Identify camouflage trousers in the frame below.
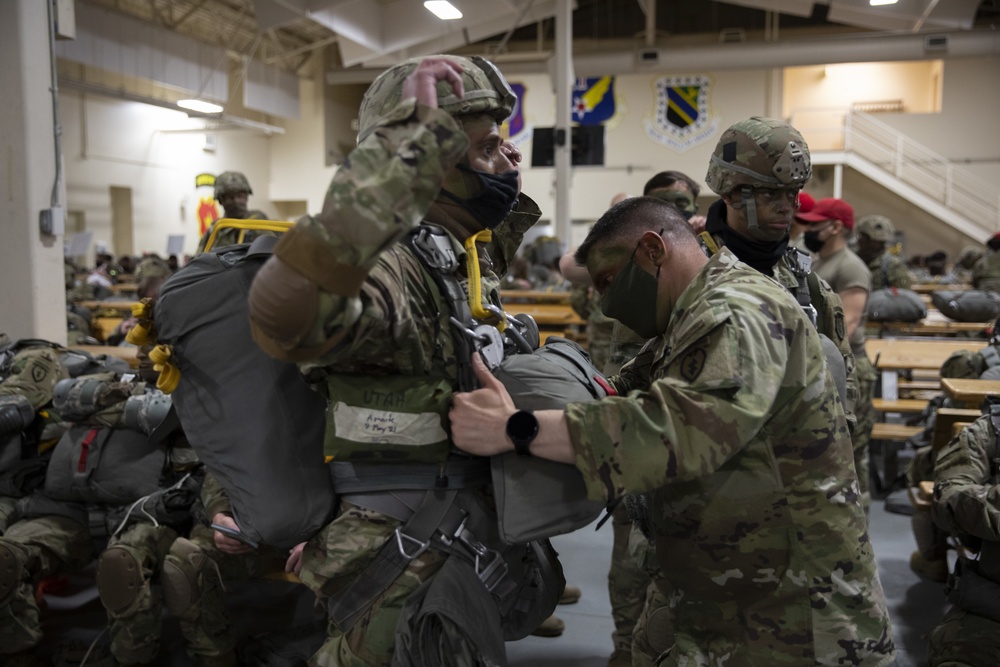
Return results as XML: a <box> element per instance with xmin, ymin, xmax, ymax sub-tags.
<box><xmin>854</xmin><ymin>353</ymin><xmax>878</xmax><ymax>511</ymax></box>
<box><xmin>298</xmin><ymin>501</ymin><xmax>447</xmax><ymax>667</ymax></box>
<box><xmin>631</xmin><ymin>579</ymin><xmax>675</xmax><ymax>667</ymax></box>
<box><xmin>0</xmin><ymin>496</ymin><xmax>17</xmax><ymax>534</ymax></box>
<box><xmin>166</xmin><ymin>522</ymin><xmax>289</xmax><ymax>661</ymax></box>
<box><xmin>0</xmin><ymin>514</ymin><xmax>94</xmax><ymax>654</ymax></box>
<box><xmin>608</xmin><ymin>503</ymin><xmax>650</xmax><ymax>652</ymax></box>
<box><xmin>100</xmin><ymin>522</ymin><xmax>179</xmax><ymax>664</ymax></box>
<box><xmin>928</xmin><ymin>606</ymin><xmax>1000</xmax><ymax>666</ymax></box>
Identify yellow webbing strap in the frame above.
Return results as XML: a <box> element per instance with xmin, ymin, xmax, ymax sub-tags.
<box><xmin>698</xmin><ymin>230</ymin><xmax>720</xmax><ymax>256</ymax></box>
<box><xmin>202</xmin><ymin>218</ymin><xmax>293</xmax><ymax>253</ymax></box>
<box><xmin>149</xmin><ymin>344</ymin><xmax>180</xmax><ymax>394</ymax></box>
<box><xmin>463</xmin><ymin>231</ymin><xmax>505</xmax><ymax>332</ymax></box>
<box><xmin>125</xmin><ymin>298</ymin><xmax>156</xmax><ymax>346</ymax></box>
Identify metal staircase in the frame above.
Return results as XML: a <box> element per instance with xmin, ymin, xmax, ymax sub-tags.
<box><xmin>790</xmin><ymin>108</ymin><xmax>1000</xmax><ymax>241</ymax></box>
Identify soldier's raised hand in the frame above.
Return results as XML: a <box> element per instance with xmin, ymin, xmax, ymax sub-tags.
<box><xmin>402</xmin><ymin>57</ymin><xmax>464</xmax><ymax>109</ymax></box>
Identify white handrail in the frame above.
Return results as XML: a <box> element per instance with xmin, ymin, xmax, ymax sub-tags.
<box><xmin>789</xmin><ymin>107</ymin><xmax>1000</xmax><ymax>230</ymax></box>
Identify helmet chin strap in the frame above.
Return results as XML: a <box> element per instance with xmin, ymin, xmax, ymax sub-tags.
<box><xmin>741</xmin><ymin>186</ymin><xmax>759</xmax><ymax>232</ymax></box>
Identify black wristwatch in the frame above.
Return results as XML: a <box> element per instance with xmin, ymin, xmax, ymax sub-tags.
<box><xmin>506</xmin><ymin>410</ymin><xmax>539</xmax><ymax>457</ymax></box>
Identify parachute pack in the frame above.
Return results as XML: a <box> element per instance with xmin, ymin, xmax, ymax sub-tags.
<box><xmin>932</xmin><ymin>289</ymin><xmax>1000</xmax><ymax>323</ymax></box>
<box><xmin>867</xmin><ymin>287</ymin><xmax>928</xmax><ymax>322</ymax></box>
<box><xmin>152</xmin><ymin>235</ymin><xmax>334</xmax><ymax>549</ymax></box>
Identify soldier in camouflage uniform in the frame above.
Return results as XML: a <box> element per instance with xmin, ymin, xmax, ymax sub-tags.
<box><xmin>856</xmin><ymin>215</ymin><xmax>912</xmax><ymax>290</ymax></box>
<box><xmin>196</xmin><ymin>172</ymin><xmax>273</xmax><ymax>254</ymax></box>
<box><xmin>160</xmin><ymin>473</ymin><xmax>291</xmax><ymax>667</ymax></box>
<box><xmin>953</xmin><ymin>244</ymin><xmax>985</xmax><ymax>284</ymax></box>
<box><xmin>971</xmin><ymin>233</ymin><xmax>1000</xmax><ymax>293</ymax></box>
<box><xmin>928</xmin><ymin>407</ymin><xmax>1000</xmax><ymax>665</ymax></box>
<box><xmin>0</xmin><ymin>342</ymin><xmax>69</xmax><ymax>535</ymax></box>
<box><xmin>0</xmin><ymin>372</ymin><xmax>198</xmax><ymax>667</ymax></box>
<box><xmin>248</xmin><ymin>56</ymin><xmax>545</xmax><ymax>665</ymax></box>
<box><xmin>451</xmin><ymin>196</ymin><xmax>895</xmax><ymax>666</ymax></box>
<box><xmin>699</xmin><ymin>118</ymin><xmax>857</xmax><ymax>432</ymax></box>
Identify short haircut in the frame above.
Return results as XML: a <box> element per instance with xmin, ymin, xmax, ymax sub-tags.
<box><xmin>643</xmin><ymin>170</ymin><xmax>701</xmax><ymax>199</ymax></box>
<box><xmin>574</xmin><ymin>196</ymin><xmax>696</xmax><ymax>267</ymax></box>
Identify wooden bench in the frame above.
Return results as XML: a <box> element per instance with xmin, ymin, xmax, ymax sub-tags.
<box><xmin>941</xmin><ymin>378</ymin><xmax>1000</xmax><ymax>405</ymax></box>
<box><xmin>872</xmin><ymin>398</ymin><xmax>928</xmax><ymax>414</ymax></box>
<box><xmin>871</xmin><ymin>423</ymin><xmax>923</xmax><ymax>442</ymax></box>
<box><xmin>870</xmin><ymin>309</ymin><xmax>991</xmax><ymax>337</ymax></box>
<box><xmin>500</xmin><ymin>290</ymin><xmax>572</xmax><ymax>305</ymax></box>
<box><xmin>931</xmin><ymin>407</ymin><xmax>981</xmax><ymax>450</ymax></box>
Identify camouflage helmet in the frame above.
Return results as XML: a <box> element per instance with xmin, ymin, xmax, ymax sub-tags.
<box><xmin>357</xmin><ymin>55</ymin><xmax>516</xmax><ymax>143</ymax></box>
<box><xmin>857</xmin><ymin>215</ymin><xmax>895</xmax><ymax>242</ymax></box>
<box><xmin>705</xmin><ymin>117</ymin><xmax>812</xmax><ymax>196</ymax></box>
<box><xmin>214</xmin><ymin>171</ymin><xmax>253</xmax><ymax>200</ymax></box>
<box><xmin>940</xmin><ymin>350</ymin><xmax>986</xmax><ymax>379</ymax></box>
<box><xmin>135</xmin><ymin>256</ymin><xmax>172</xmax><ymax>284</ymax></box>
<box><xmin>957</xmin><ymin>244</ymin><xmax>985</xmax><ymax>270</ymax></box>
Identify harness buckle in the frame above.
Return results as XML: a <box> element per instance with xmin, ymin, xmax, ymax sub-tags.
<box><xmin>395</xmin><ymin>528</ymin><xmax>430</xmax><ymax>561</ymax></box>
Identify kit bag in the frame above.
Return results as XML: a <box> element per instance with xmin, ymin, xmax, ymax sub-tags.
<box><xmin>44</xmin><ymin>425</ymin><xmax>165</xmax><ymax>505</ymax></box>
<box><xmin>154</xmin><ymin>236</ymin><xmax>334</xmax><ymax>549</ymax></box>
<box><xmin>932</xmin><ymin>289</ymin><xmax>1000</xmax><ymax>322</ymax></box>
<box><xmin>867</xmin><ymin>288</ymin><xmax>927</xmax><ymax>322</ymax></box>
<box><xmin>490</xmin><ymin>336</ymin><xmax>611</xmax><ymax>543</ymax></box>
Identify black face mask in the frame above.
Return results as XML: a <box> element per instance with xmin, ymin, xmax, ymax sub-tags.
<box><xmin>803</xmin><ymin>230</ymin><xmax>826</xmax><ymax>253</ymax></box>
<box><xmin>448</xmin><ymin>166</ymin><xmax>520</xmax><ymax>230</ymax></box>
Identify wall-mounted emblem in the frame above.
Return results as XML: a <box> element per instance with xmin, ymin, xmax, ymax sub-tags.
<box><xmin>645</xmin><ymin>75</ymin><xmax>718</xmax><ymax>152</ymax></box>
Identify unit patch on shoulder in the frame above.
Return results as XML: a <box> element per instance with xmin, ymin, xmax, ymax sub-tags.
<box><xmin>680</xmin><ymin>347</ymin><xmax>707</xmax><ymax>382</ymax></box>
<box><xmin>835</xmin><ymin>312</ymin><xmax>846</xmax><ymax>342</ymax></box>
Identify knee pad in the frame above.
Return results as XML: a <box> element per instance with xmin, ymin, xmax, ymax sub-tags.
<box><xmin>0</xmin><ymin>540</ymin><xmax>26</xmax><ymax>605</ymax></box>
<box><xmin>161</xmin><ymin>537</ymin><xmax>210</xmax><ymax>616</ymax></box>
<box><xmin>645</xmin><ymin>604</ymin><xmax>674</xmax><ymax>655</ymax></box>
<box><xmin>96</xmin><ymin>545</ymin><xmax>145</xmax><ymax>614</ymax></box>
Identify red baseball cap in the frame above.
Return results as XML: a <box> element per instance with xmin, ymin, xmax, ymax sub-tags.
<box><xmin>797</xmin><ymin>192</ymin><xmax>816</xmax><ymax>214</ymax></box>
<box><xmin>795</xmin><ymin>197</ymin><xmax>855</xmax><ymax>231</ymax></box>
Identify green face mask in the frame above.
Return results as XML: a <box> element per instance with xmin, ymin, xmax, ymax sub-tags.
<box><xmin>600</xmin><ymin>247</ymin><xmax>662</xmax><ymax>340</ymax></box>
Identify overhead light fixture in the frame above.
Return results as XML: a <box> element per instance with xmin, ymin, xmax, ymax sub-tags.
<box><xmin>869</xmin><ymin>0</ymin><xmax>899</xmax><ymax>6</ymax></box>
<box><xmin>424</xmin><ymin>1</ymin><xmax>462</xmax><ymax>20</ymax></box>
<box><xmin>177</xmin><ymin>99</ymin><xmax>223</xmax><ymax>114</ymax></box>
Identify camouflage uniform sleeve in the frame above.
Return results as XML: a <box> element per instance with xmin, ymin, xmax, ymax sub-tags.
<box><xmin>888</xmin><ymin>256</ymin><xmax>912</xmax><ymax>289</ymax></box>
<box><xmin>199</xmin><ymin>470</ymin><xmax>233</xmax><ymax>519</ymax></box>
<box><xmin>932</xmin><ymin>415</ymin><xmax>1000</xmax><ymax>542</ymax></box>
<box><xmin>255</xmin><ymin>103</ymin><xmax>470</xmax><ymax>361</ymax></box>
<box><xmin>569</xmin><ymin>285</ymin><xmax>592</xmax><ymax>320</ymax></box>
<box><xmin>565</xmin><ymin>304</ymin><xmax>784</xmax><ymax>501</ymax></box>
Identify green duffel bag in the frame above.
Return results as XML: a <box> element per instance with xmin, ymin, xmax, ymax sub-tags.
<box><xmin>867</xmin><ymin>288</ymin><xmax>927</xmax><ymax>322</ymax></box>
<box><xmin>931</xmin><ymin>289</ymin><xmax>1000</xmax><ymax>322</ymax></box>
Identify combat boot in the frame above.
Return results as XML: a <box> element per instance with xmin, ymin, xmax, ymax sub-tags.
<box><xmin>910</xmin><ymin>550</ymin><xmax>949</xmax><ymax>582</ymax></box>
<box><xmin>530</xmin><ymin>614</ymin><xmax>565</xmax><ymax>637</ymax></box>
<box><xmin>559</xmin><ymin>584</ymin><xmax>582</xmax><ymax>605</ymax></box>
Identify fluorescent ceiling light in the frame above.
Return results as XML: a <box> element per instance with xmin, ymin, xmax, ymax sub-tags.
<box><xmin>424</xmin><ymin>1</ymin><xmax>462</xmax><ymax>20</ymax></box>
<box><xmin>869</xmin><ymin>0</ymin><xmax>899</xmax><ymax>5</ymax></box>
<box><xmin>177</xmin><ymin>99</ymin><xmax>223</xmax><ymax>114</ymax></box>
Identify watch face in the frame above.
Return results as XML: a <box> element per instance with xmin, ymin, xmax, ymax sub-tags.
<box><xmin>507</xmin><ymin>410</ymin><xmax>539</xmax><ymax>440</ymax></box>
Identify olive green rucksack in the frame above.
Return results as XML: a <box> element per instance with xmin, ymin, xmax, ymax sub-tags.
<box><xmin>867</xmin><ymin>287</ymin><xmax>927</xmax><ymax>322</ymax></box>
<box><xmin>932</xmin><ymin>290</ymin><xmax>1000</xmax><ymax>323</ymax></box>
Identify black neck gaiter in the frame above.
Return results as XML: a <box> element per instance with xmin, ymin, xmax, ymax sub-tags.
<box><xmin>705</xmin><ymin>200</ymin><xmax>787</xmax><ymax>274</ymax></box>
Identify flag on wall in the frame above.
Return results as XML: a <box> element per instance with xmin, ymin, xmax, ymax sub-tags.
<box><xmin>504</xmin><ymin>83</ymin><xmax>528</xmax><ymax>139</ymax></box>
<box><xmin>195</xmin><ymin>173</ymin><xmax>220</xmax><ymax>237</ymax></box>
<box><xmin>645</xmin><ymin>75</ymin><xmax>719</xmax><ymax>152</ymax></box>
<box><xmin>572</xmin><ymin>76</ymin><xmax>616</xmax><ymax>125</ymax></box>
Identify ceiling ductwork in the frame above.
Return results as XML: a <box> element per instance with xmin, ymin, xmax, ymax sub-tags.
<box><xmin>255</xmin><ymin>0</ymin><xmax>567</xmax><ymax>68</ymax></box>
<box><xmin>718</xmin><ymin>0</ymin><xmax>983</xmax><ymax>32</ymax></box>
